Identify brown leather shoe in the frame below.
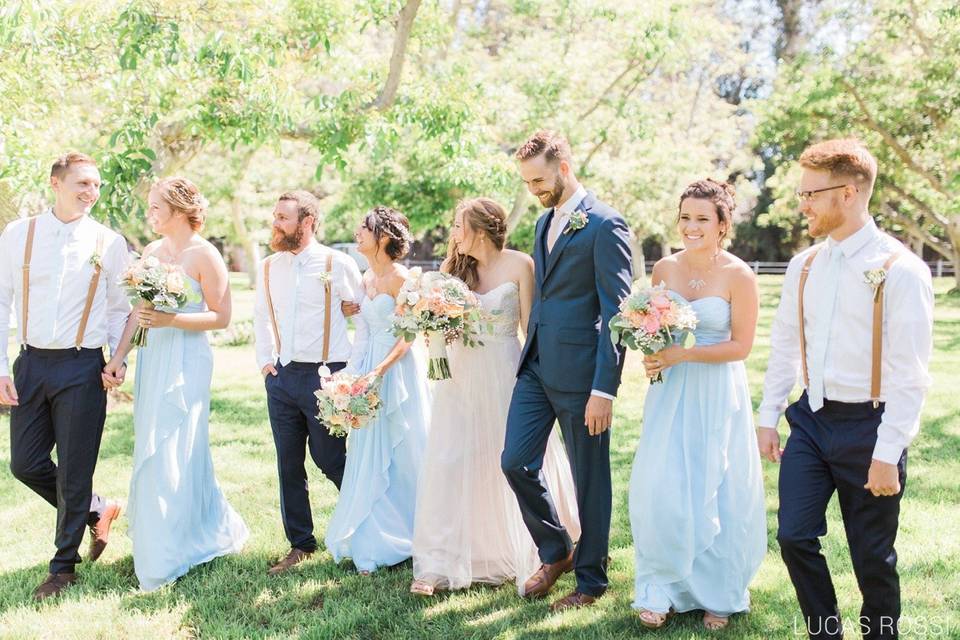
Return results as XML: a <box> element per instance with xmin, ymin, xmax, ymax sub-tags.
<box><xmin>550</xmin><ymin>590</ymin><xmax>598</xmax><ymax>612</ymax></box>
<box><xmin>33</xmin><ymin>572</ymin><xmax>77</xmax><ymax>601</ymax></box>
<box><xmin>522</xmin><ymin>551</ymin><xmax>574</xmax><ymax>599</ymax></box>
<box><xmin>267</xmin><ymin>548</ymin><xmax>314</xmax><ymax>576</ymax></box>
<box><xmin>88</xmin><ymin>501</ymin><xmax>122</xmax><ymax>562</ymax></box>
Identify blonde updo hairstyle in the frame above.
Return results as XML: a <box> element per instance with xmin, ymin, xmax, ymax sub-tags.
<box><xmin>445</xmin><ymin>197</ymin><xmax>507</xmax><ymax>290</ymax></box>
<box><xmin>152</xmin><ymin>177</ymin><xmax>208</xmax><ymax>232</ymax></box>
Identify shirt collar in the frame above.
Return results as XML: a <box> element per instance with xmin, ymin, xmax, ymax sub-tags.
<box><xmin>554</xmin><ymin>185</ymin><xmax>587</xmax><ymax>218</ymax></box>
<box><xmin>44</xmin><ymin>209</ymin><xmax>87</xmax><ymax>230</ymax></box>
<box><xmin>828</xmin><ymin>217</ymin><xmax>879</xmax><ymax>258</ymax></box>
<box><xmin>289</xmin><ymin>239</ymin><xmax>320</xmax><ymax>265</ymax></box>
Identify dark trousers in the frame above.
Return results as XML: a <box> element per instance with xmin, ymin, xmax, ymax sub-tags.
<box><xmin>8</xmin><ymin>346</ymin><xmax>109</xmax><ymax>574</ymax></box>
<box><xmin>778</xmin><ymin>392</ymin><xmax>905</xmax><ymax>640</ymax></box>
<box><xmin>266</xmin><ymin>360</ymin><xmax>347</xmax><ymax>552</ymax></box>
<box><xmin>501</xmin><ymin>341</ymin><xmax>611</xmax><ymax>597</ymax></box>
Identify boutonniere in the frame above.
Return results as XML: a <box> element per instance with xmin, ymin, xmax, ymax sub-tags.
<box><xmin>863</xmin><ymin>268</ymin><xmax>886</xmax><ymax>301</ymax></box>
<box><xmin>89</xmin><ymin>251</ymin><xmax>102</xmax><ymax>269</ymax></box>
<box><xmin>563</xmin><ymin>209</ymin><xmax>588</xmax><ymax>234</ymax></box>
<box><xmin>317</xmin><ymin>271</ymin><xmax>332</xmax><ymax>284</ymax></box>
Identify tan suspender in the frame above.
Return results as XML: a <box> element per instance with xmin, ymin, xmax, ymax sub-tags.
<box><xmin>871</xmin><ymin>253</ymin><xmax>901</xmax><ymax>406</ymax></box>
<box><xmin>21</xmin><ymin>217</ymin><xmax>38</xmax><ymax>345</ymax></box>
<box><xmin>263</xmin><ymin>252</ymin><xmax>335</xmax><ymax>363</ymax></box>
<box><xmin>20</xmin><ymin>218</ymin><xmax>103</xmax><ymax>349</ymax></box>
<box><xmin>797</xmin><ymin>246</ymin><xmax>824</xmax><ymax>389</ymax></box>
<box><xmin>321</xmin><ymin>253</ymin><xmax>333</xmax><ymax>363</ymax></box>
<box><xmin>75</xmin><ymin>232</ymin><xmax>105</xmax><ymax>349</ymax></box>
<box><xmin>263</xmin><ymin>256</ymin><xmax>282</xmax><ymax>353</ymax></box>
<box><xmin>798</xmin><ymin>246</ymin><xmax>900</xmax><ymax>407</ymax></box>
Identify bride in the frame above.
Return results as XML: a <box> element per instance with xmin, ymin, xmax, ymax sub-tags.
<box><xmin>409</xmin><ymin>197</ymin><xmax>580</xmax><ymax>596</ymax></box>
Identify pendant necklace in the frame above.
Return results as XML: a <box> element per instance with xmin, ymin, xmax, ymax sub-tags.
<box><xmin>686</xmin><ymin>253</ymin><xmax>719</xmax><ymax>292</ymax></box>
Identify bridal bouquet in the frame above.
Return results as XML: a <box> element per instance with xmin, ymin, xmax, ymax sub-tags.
<box><xmin>610</xmin><ymin>283</ymin><xmax>698</xmax><ymax>383</ymax></box>
<box><xmin>120</xmin><ymin>256</ymin><xmax>193</xmax><ymax>347</ymax></box>
<box><xmin>315</xmin><ymin>372</ymin><xmax>383</xmax><ymax>437</ymax></box>
<box><xmin>390</xmin><ymin>268</ymin><xmax>486</xmax><ymax>380</ymax></box>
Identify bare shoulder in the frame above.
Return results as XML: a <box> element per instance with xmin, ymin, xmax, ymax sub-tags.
<box><xmin>141</xmin><ymin>239</ymin><xmax>164</xmax><ymax>257</ymax></box>
<box><xmin>651</xmin><ymin>252</ymin><xmax>680</xmax><ymax>283</ymax></box>
<box><xmin>720</xmin><ymin>251</ymin><xmax>757</xmax><ymax>280</ymax></box>
<box><xmin>503</xmin><ymin>248</ymin><xmax>534</xmax><ymax>267</ymax></box>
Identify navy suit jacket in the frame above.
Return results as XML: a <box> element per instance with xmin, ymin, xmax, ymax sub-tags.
<box><xmin>519</xmin><ymin>191</ymin><xmax>633</xmax><ymax>395</ymax></box>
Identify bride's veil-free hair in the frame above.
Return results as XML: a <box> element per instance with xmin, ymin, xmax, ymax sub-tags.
<box><xmin>445</xmin><ymin>197</ymin><xmax>507</xmax><ymax>289</ymax></box>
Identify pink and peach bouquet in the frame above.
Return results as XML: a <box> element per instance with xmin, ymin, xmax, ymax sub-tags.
<box><xmin>315</xmin><ymin>372</ymin><xmax>383</xmax><ymax>437</ymax></box>
<box><xmin>120</xmin><ymin>255</ymin><xmax>194</xmax><ymax>347</ymax></box>
<box><xmin>390</xmin><ymin>268</ymin><xmax>486</xmax><ymax>380</ymax></box>
<box><xmin>610</xmin><ymin>283</ymin><xmax>698</xmax><ymax>383</ymax></box>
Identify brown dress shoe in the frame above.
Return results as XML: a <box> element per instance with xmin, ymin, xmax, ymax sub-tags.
<box><xmin>550</xmin><ymin>590</ymin><xmax>598</xmax><ymax>612</ymax></box>
<box><xmin>88</xmin><ymin>501</ymin><xmax>122</xmax><ymax>562</ymax></box>
<box><xmin>33</xmin><ymin>573</ymin><xmax>77</xmax><ymax>601</ymax></box>
<box><xmin>267</xmin><ymin>548</ymin><xmax>313</xmax><ymax>576</ymax></box>
<box><xmin>522</xmin><ymin>551</ymin><xmax>574</xmax><ymax>599</ymax></box>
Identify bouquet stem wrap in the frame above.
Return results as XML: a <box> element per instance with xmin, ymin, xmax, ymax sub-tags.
<box><xmin>131</xmin><ymin>303</ymin><xmax>155</xmax><ymax>347</ymax></box>
<box><xmin>426</xmin><ymin>330</ymin><xmax>451</xmax><ymax>380</ymax></box>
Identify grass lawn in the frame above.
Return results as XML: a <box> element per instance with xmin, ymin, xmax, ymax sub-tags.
<box><xmin>1</xmin><ymin>274</ymin><xmax>957</xmax><ymax>639</ymax></box>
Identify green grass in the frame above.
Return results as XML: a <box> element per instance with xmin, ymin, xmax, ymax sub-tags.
<box><xmin>1</xmin><ymin>275</ymin><xmax>958</xmax><ymax>639</ymax></box>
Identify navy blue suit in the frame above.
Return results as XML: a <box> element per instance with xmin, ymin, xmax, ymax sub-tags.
<box><xmin>502</xmin><ymin>191</ymin><xmax>632</xmax><ymax>597</ymax></box>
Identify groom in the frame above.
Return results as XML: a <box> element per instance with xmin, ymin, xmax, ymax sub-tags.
<box><xmin>502</xmin><ymin>130</ymin><xmax>632</xmax><ymax>611</ymax></box>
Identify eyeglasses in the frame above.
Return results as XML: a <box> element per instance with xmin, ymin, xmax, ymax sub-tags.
<box><xmin>795</xmin><ymin>184</ymin><xmax>855</xmax><ymax>203</ymax></box>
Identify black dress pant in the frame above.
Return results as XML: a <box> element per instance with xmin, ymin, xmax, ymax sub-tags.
<box><xmin>501</xmin><ymin>340</ymin><xmax>612</xmax><ymax>597</ymax></box>
<box><xmin>9</xmin><ymin>346</ymin><xmax>109</xmax><ymax>574</ymax></box>
<box><xmin>265</xmin><ymin>360</ymin><xmax>347</xmax><ymax>552</ymax></box>
<box><xmin>778</xmin><ymin>392</ymin><xmax>905</xmax><ymax>640</ymax></box>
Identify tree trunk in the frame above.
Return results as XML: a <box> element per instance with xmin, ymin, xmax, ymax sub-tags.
<box><xmin>230</xmin><ymin>195</ymin><xmax>260</xmax><ymax>288</ymax></box>
<box><xmin>370</xmin><ymin>0</ymin><xmax>422</xmax><ymax>111</ymax></box>
<box><xmin>630</xmin><ymin>231</ymin><xmax>646</xmax><ymax>284</ymax></box>
<box><xmin>505</xmin><ymin>183</ymin><xmax>528</xmax><ymax>236</ymax></box>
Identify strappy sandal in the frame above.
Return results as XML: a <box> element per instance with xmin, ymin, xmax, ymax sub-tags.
<box><xmin>409</xmin><ymin>579</ymin><xmax>435</xmax><ymax>596</ymax></box>
<box><xmin>703</xmin><ymin>611</ymin><xmax>730</xmax><ymax>631</ymax></box>
<box><xmin>637</xmin><ymin>608</ymin><xmax>674</xmax><ymax>629</ymax></box>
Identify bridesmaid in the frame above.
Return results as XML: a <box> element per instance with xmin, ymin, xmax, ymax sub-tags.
<box><xmin>323</xmin><ymin>206</ymin><xmax>430</xmax><ymax>574</ymax></box>
<box><xmin>628</xmin><ymin>179</ymin><xmax>766</xmax><ymax>630</ymax></box>
<box><xmin>105</xmin><ymin>177</ymin><xmax>248</xmax><ymax>591</ymax></box>
<box><xmin>409</xmin><ymin>198</ymin><xmax>579</xmax><ymax>596</ymax></box>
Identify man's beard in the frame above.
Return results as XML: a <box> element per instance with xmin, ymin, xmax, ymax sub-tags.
<box><xmin>807</xmin><ymin>207</ymin><xmax>844</xmax><ymax>238</ymax></box>
<box><xmin>538</xmin><ymin>171</ymin><xmax>567</xmax><ymax>209</ymax></box>
<box><xmin>270</xmin><ymin>226</ymin><xmax>304</xmax><ymax>252</ymax></box>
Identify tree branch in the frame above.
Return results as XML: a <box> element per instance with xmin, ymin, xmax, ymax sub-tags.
<box><xmin>884</xmin><ymin>203</ymin><xmax>954</xmax><ymax>260</ymax></box>
<box><xmin>369</xmin><ymin>0</ymin><xmax>422</xmax><ymax>112</ymax></box>
<box><xmin>885</xmin><ymin>182</ymin><xmax>951</xmax><ymax>228</ymax></box>
<box><xmin>840</xmin><ymin>77</ymin><xmax>949</xmax><ymax>198</ymax></box>
<box><xmin>577</xmin><ymin>58</ymin><xmax>643</xmax><ymax>122</ymax></box>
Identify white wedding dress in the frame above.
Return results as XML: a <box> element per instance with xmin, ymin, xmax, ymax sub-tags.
<box><xmin>411</xmin><ymin>281</ymin><xmax>581</xmax><ymax>593</ymax></box>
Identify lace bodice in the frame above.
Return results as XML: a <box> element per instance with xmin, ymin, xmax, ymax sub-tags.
<box><xmin>476</xmin><ymin>282</ymin><xmax>521</xmax><ymax>340</ymax></box>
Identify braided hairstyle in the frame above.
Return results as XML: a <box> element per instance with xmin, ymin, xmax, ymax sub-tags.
<box><xmin>363</xmin><ymin>205</ymin><xmax>413</xmax><ymax>260</ymax></box>
<box><xmin>445</xmin><ymin>197</ymin><xmax>507</xmax><ymax>290</ymax></box>
<box><xmin>152</xmin><ymin>176</ymin><xmax>208</xmax><ymax>231</ymax></box>
<box><xmin>678</xmin><ymin>178</ymin><xmax>736</xmax><ymax>245</ymax></box>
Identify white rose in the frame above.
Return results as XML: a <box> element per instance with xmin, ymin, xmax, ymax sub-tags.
<box><xmin>406</xmin><ymin>291</ymin><xmax>420</xmax><ymax>305</ymax></box>
<box><xmin>144</xmin><ymin>256</ymin><xmax>160</xmax><ymax>268</ymax></box>
<box><xmin>165</xmin><ymin>271</ymin><xmax>185</xmax><ymax>293</ymax></box>
<box><xmin>396</xmin><ymin>291</ymin><xmax>408</xmax><ymax>305</ymax></box>
<box><xmin>409</xmin><ymin>266</ymin><xmax>422</xmax><ymax>278</ymax></box>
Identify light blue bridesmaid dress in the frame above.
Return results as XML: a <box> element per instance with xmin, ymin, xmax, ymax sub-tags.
<box><xmin>629</xmin><ymin>295</ymin><xmax>766</xmax><ymax>616</ymax></box>
<box><xmin>324</xmin><ymin>293</ymin><xmax>430</xmax><ymax>572</ymax></box>
<box><xmin>128</xmin><ymin>276</ymin><xmax>249</xmax><ymax>591</ymax></box>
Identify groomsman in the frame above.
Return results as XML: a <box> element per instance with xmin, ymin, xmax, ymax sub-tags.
<box><xmin>757</xmin><ymin>139</ymin><xmax>934</xmax><ymax>640</ymax></box>
<box><xmin>502</xmin><ymin>130</ymin><xmax>632</xmax><ymax>610</ymax></box>
<box><xmin>254</xmin><ymin>190</ymin><xmax>364</xmax><ymax>575</ymax></box>
<box><xmin>0</xmin><ymin>153</ymin><xmax>129</xmax><ymax>600</ymax></box>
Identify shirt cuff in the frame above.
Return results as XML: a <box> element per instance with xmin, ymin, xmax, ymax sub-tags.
<box><xmin>757</xmin><ymin>409</ymin><xmax>783</xmax><ymax>430</ymax></box>
<box><xmin>872</xmin><ymin>439</ymin><xmax>905</xmax><ymax>465</ymax></box>
<box><xmin>590</xmin><ymin>389</ymin><xmax>615</xmax><ymax>400</ymax></box>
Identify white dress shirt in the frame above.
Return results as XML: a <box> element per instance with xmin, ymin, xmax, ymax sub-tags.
<box><xmin>546</xmin><ymin>185</ymin><xmax>587</xmax><ymax>252</ymax></box>
<box><xmin>544</xmin><ymin>185</ymin><xmax>615</xmax><ymax>401</ymax></box>
<box><xmin>0</xmin><ymin>211</ymin><xmax>131</xmax><ymax>373</ymax></box>
<box><xmin>758</xmin><ymin>218</ymin><xmax>934</xmax><ymax>464</ymax></box>
<box><xmin>254</xmin><ymin>240</ymin><xmax>365</xmax><ymax>370</ymax></box>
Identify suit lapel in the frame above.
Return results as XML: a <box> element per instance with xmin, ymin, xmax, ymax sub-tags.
<box><xmin>543</xmin><ymin>194</ymin><xmax>592</xmax><ymax>283</ymax></box>
<box><xmin>534</xmin><ymin>209</ymin><xmax>553</xmax><ymax>284</ymax></box>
